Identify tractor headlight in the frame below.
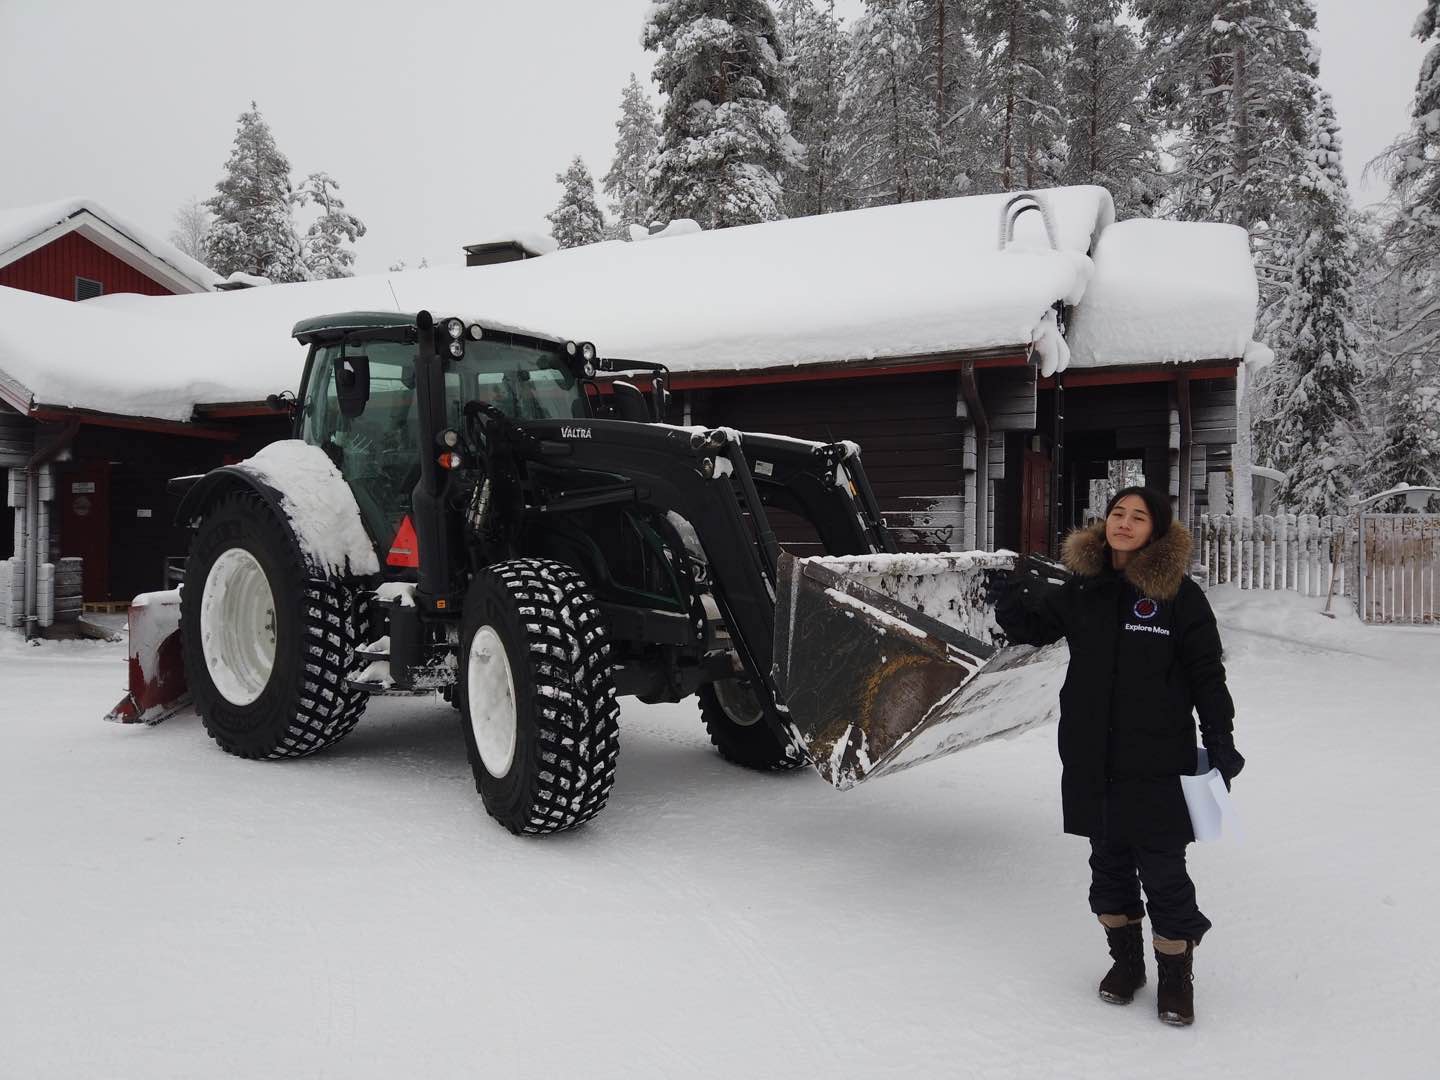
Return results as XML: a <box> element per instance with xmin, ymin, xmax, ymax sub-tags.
<box><xmin>580</xmin><ymin>342</ymin><xmax>597</xmax><ymax>362</ymax></box>
<box><xmin>446</xmin><ymin>318</ymin><xmax>465</xmax><ymax>340</ymax></box>
<box><xmin>448</xmin><ymin>341</ymin><xmax>464</xmax><ymax>359</ymax></box>
<box><xmin>440</xmin><ymin>429</ymin><xmax>460</xmax><ymax>448</ymax></box>
<box><xmin>467</xmin><ymin>323</ymin><xmax>484</xmax><ymax>341</ymax></box>
<box><xmin>583</xmin><ymin>361</ymin><xmax>595</xmax><ymax>377</ymax></box>
<box><xmin>565</xmin><ymin>341</ymin><xmax>579</xmax><ymax>357</ymax></box>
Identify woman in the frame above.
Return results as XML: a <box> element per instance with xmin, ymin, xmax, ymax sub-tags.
<box><xmin>995</xmin><ymin>487</ymin><xmax>1244</xmax><ymax>1027</ymax></box>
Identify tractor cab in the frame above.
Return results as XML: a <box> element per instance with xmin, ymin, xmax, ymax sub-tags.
<box><xmin>292</xmin><ymin>312</ymin><xmax>593</xmax><ymax>554</ymax></box>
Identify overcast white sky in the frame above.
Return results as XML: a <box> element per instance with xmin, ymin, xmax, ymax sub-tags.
<box><xmin>0</xmin><ymin>0</ymin><xmax>1428</xmax><ymax>275</ymax></box>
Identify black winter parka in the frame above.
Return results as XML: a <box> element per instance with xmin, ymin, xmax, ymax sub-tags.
<box><xmin>996</xmin><ymin>522</ymin><xmax>1235</xmax><ymax>847</ymax></box>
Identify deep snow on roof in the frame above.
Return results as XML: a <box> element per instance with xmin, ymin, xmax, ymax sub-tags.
<box><xmin>0</xmin><ymin>197</ymin><xmax>221</xmax><ymax>293</ymax></box>
<box><xmin>0</xmin><ymin>186</ymin><xmax>1257</xmax><ymax>423</ymax></box>
<box><xmin>1066</xmin><ymin>218</ymin><xmax>1258</xmax><ymax>367</ymax></box>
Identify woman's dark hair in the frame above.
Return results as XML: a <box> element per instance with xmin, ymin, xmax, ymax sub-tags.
<box><xmin>1103</xmin><ymin>486</ymin><xmax>1172</xmax><ymax>545</ymax></box>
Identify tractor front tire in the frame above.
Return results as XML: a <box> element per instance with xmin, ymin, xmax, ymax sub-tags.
<box><xmin>699</xmin><ymin>679</ymin><xmax>807</xmax><ymax>772</ymax></box>
<box><xmin>181</xmin><ymin>492</ymin><xmax>371</xmax><ymax>759</ymax></box>
<box><xmin>459</xmin><ymin>559</ymin><xmax>620</xmax><ymax>836</ymax></box>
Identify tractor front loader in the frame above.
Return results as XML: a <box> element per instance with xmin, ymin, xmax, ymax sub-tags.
<box><xmin>108</xmin><ymin>310</ymin><xmax>1065</xmax><ymax>835</ymax></box>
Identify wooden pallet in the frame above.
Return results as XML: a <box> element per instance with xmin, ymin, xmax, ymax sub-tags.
<box><xmin>82</xmin><ymin>601</ymin><xmax>132</xmax><ymax>614</ymax></box>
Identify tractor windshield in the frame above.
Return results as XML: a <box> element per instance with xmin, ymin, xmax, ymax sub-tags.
<box><xmin>301</xmin><ymin>336</ymin><xmax>585</xmax><ymax>548</ymax></box>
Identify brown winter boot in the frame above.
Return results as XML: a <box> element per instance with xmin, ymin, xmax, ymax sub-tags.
<box><xmin>1153</xmin><ymin>936</ymin><xmax>1196</xmax><ymax>1026</ymax></box>
<box><xmin>1097</xmin><ymin>915</ymin><xmax>1146</xmax><ymax>1005</ymax></box>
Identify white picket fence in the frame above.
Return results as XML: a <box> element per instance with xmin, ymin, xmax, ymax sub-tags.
<box><xmin>1358</xmin><ymin>514</ymin><xmax>1440</xmax><ymax>625</ymax></box>
<box><xmin>1196</xmin><ymin>513</ymin><xmax>1440</xmax><ymax>624</ymax></box>
<box><xmin>1195</xmin><ymin>514</ymin><xmax>1349</xmax><ymax>597</ymax></box>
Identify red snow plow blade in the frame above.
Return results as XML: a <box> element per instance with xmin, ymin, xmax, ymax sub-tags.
<box><xmin>773</xmin><ymin>552</ymin><xmax>1068</xmax><ymax>789</ymax></box>
<box><xmin>105</xmin><ymin>590</ymin><xmax>190</xmax><ymax>725</ymax></box>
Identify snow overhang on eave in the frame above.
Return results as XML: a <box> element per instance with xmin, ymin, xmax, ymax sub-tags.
<box><xmin>0</xmin><ymin>209</ymin><xmax>215</xmax><ymax>295</ymax></box>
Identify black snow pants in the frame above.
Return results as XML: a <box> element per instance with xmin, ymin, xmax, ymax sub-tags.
<box><xmin>1088</xmin><ymin>839</ymin><xmax>1212</xmax><ymax>944</ymax></box>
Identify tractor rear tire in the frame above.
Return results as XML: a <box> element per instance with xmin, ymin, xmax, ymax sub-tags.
<box><xmin>459</xmin><ymin>559</ymin><xmax>620</xmax><ymax>835</ymax></box>
<box><xmin>699</xmin><ymin>680</ymin><xmax>807</xmax><ymax>772</ymax></box>
<box><xmin>181</xmin><ymin>492</ymin><xmax>371</xmax><ymax>759</ymax></box>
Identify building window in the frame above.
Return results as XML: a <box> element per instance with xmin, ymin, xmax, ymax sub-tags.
<box><xmin>75</xmin><ymin>277</ymin><xmax>104</xmax><ymax>301</ymax></box>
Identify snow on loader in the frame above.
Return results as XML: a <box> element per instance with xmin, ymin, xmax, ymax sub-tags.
<box><xmin>108</xmin><ymin>310</ymin><xmax>1066</xmax><ymax>834</ymax></box>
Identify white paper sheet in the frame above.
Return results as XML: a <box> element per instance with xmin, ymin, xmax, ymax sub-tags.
<box><xmin>1181</xmin><ymin>751</ymin><xmax>1241</xmax><ymax>843</ymax></box>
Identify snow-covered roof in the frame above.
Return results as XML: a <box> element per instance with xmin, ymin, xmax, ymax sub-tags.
<box><xmin>0</xmin><ymin>198</ymin><xmax>221</xmax><ymax>294</ymax></box>
<box><xmin>1066</xmin><ymin>218</ymin><xmax>1258</xmax><ymax>368</ymax></box>
<box><xmin>0</xmin><ymin>185</ymin><xmax>1258</xmax><ymax>424</ymax></box>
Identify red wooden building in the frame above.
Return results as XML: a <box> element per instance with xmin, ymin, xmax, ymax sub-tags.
<box><xmin>0</xmin><ymin>199</ymin><xmax>216</xmax><ymax>300</ymax></box>
<box><xmin>1</xmin><ymin>199</ymin><xmax>232</xmax><ymax>622</ymax></box>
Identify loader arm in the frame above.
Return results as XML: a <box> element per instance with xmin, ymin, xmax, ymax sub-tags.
<box><xmin>506</xmin><ymin>418</ymin><xmax>810</xmax><ymax>751</ymax></box>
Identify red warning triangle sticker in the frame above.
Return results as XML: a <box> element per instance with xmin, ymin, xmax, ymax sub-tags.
<box><xmin>386</xmin><ymin>515</ymin><xmax>420</xmax><ymax>568</ymax></box>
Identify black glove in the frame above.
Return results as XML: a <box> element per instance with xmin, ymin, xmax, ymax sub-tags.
<box><xmin>1202</xmin><ymin>731</ymin><xmax>1245</xmax><ymax>790</ymax></box>
<box><xmin>983</xmin><ymin>570</ymin><xmax>1021</xmax><ymax>608</ymax></box>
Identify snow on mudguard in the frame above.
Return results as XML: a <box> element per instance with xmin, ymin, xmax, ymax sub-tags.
<box><xmin>774</xmin><ymin>551</ymin><xmax>1068</xmax><ymax>789</ymax></box>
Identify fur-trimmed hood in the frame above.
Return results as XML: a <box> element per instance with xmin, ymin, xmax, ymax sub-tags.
<box><xmin>1061</xmin><ymin>520</ymin><xmax>1193</xmax><ymax>601</ymax></box>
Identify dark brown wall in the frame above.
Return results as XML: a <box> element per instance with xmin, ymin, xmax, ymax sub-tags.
<box><xmin>57</xmin><ymin>417</ymin><xmax>289</xmax><ymax>601</ymax></box>
<box><xmin>688</xmin><ymin>372</ymin><xmax>965</xmax><ymax>556</ymax></box>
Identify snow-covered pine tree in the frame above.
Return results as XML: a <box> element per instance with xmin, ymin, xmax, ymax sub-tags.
<box><xmin>1374</xmin><ymin>1</ymin><xmax>1440</xmax><ymax>273</ymax></box>
<box><xmin>1062</xmin><ymin>0</ymin><xmax>1163</xmax><ymax>216</ymax></box>
<box><xmin>1136</xmin><ymin>0</ymin><xmax>1317</xmax><ymax>236</ymax></box>
<box><xmin>1139</xmin><ymin>1</ymin><xmax>1319</xmax><ymax>516</ymax></box>
<box><xmin>839</xmin><ymin>0</ymin><xmax>931</xmax><ymax>205</ymax></box>
<box><xmin>1253</xmin><ymin>92</ymin><xmax>1366</xmax><ymax>514</ymax></box>
<box><xmin>643</xmin><ymin>0</ymin><xmax>801</xmax><ymax>227</ymax></box>
<box><xmin>547</xmin><ymin>156</ymin><xmax>606</xmax><ymax>249</ymax></box>
<box><xmin>1357</xmin><ymin>4</ymin><xmax>1440</xmax><ymax>497</ymax></box>
<box><xmin>1370</xmin><ymin>371</ymin><xmax>1440</xmax><ymax>496</ymax></box>
<box><xmin>912</xmin><ymin>1</ymin><xmax>987</xmax><ymax>198</ymax></box>
<box><xmin>603</xmin><ymin>74</ymin><xmax>660</xmax><ymax>235</ymax></box>
<box><xmin>775</xmin><ymin>0</ymin><xmax>852</xmax><ymax>215</ymax></box>
<box><xmin>169</xmin><ymin>199</ymin><xmax>211</xmax><ymax>263</ymax></box>
<box><xmin>204</xmin><ymin>103</ymin><xmax>307</xmax><ymax>283</ymax></box>
<box><xmin>296</xmin><ymin>172</ymin><xmax>366</xmax><ymax>279</ymax></box>
<box><xmin>972</xmin><ymin>0</ymin><xmax>1068</xmax><ymax>191</ymax></box>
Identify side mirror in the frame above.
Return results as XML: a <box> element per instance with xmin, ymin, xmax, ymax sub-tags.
<box><xmin>334</xmin><ymin>354</ymin><xmax>371</xmax><ymax>418</ymax></box>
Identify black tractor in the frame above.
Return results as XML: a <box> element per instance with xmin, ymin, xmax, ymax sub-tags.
<box><xmin>165</xmin><ymin>310</ymin><xmax>998</xmax><ymax>835</ymax></box>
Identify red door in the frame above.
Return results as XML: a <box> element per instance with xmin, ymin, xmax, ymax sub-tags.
<box><xmin>60</xmin><ymin>462</ymin><xmax>111</xmax><ymax>602</ymax></box>
<box><xmin>1021</xmin><ymin>449</ymin><xmax>1052</xmax><ymax>555</ymax></box>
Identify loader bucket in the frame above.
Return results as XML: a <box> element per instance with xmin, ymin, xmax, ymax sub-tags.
<box><xmin>105</xmin><ymin>589</ymin><xmax>191</xmax><ymax>725</ymax></box>
<box><xmin>773</xmin><ymin>552</ymin><xmax>1068</xmax><ymax>789</ymax></box>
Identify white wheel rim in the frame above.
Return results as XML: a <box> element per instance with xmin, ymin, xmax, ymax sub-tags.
<box><xmin>715</xmin><ymin>678</ymin><xmax>764</xmax><ymax>727</ymax></box>
<box><xmin>468</xmin><ymin>625</ymin><xmax>518</xmax><ymax>778</ymax></box>
<box><xmin>200</xmin><ymin>547</ymin><xmax>278</xmax><ymax>707</ymax></box>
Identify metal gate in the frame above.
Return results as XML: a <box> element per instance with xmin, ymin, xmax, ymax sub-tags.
<box><xmin>1357</xmin><ymin>487</ymin><xmax>1440</xmax><ymax>626</ymax></box>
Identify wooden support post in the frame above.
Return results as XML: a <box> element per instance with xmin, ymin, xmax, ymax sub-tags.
<box><xmin>961</xmin><ymin>361</ymin><xmax>990</xmax><ymax>552</ymax></box>
<box><xmin>1177</xmin><ymin>371</ymin><xmax>1193</xmax><ymax>525</ymax></box>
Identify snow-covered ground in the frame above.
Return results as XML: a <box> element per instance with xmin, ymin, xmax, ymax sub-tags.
<box><xmin>2</xmin><ymin>587</ymin><xmax>1435</xmax><ymax>1079</ymax></box>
